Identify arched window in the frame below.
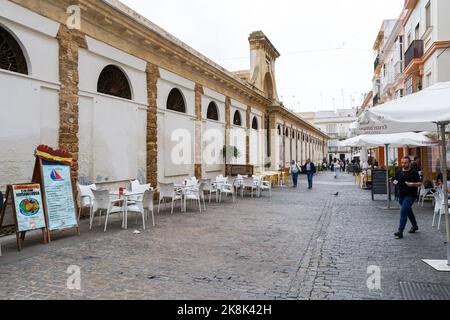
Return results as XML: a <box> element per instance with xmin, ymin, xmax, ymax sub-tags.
<box><xmin>252</xmin><ymin>117</ymin><xmax>258</xmax><ymax>130</ymax></box>
<box><xmin>285</xmin><ymin>128</ymin><xmax>289</xmax><ymax>137</ymax></box>
<box><xmin>298</xmin><ymin>133</ymin><xmax>301</xmax><ymax>140</ymax></box>
<box><xmin>97</xmin><ymin>65</ymin><xmax>132</xmax><ymax>100</ymax></box>
<box><xmin>206</xmin><ymin>102</ymin><xmax>219</xmax><ymax>121</ymax></box>
<box><xmin>167</xmin><ymin>88</ymin><xmax>186</xmax><ymax>113</ymax></box>
<box><xmin>233</xmin><ymin>110</ymin><xmax>242</xmax><ymax>126</ymax></box>
<box><xmin>0</xmin><ymin>26</ymin><xmax>28</xmax><ymax>75</ymax></box>
<box><xmin>278</xmin><ymin>125</ymin><xmax>281</xmax><ymax>135</ymax></box>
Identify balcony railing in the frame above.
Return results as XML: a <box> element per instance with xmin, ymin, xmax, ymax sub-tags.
<box><xmin>374</xmin><ymin>55</ymin><xmax>380</xmax><ymax>71</ymax></box>
<box><xmin>404</xmin><ymin>40</ymin><xmax>424</xmax><ymax>69</ymax></box>
<box><xmin>373</xmin><ymin>94</ymin><xmax>380</xmax><ymax>106</ymax></box>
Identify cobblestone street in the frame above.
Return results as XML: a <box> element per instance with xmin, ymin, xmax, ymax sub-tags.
<box><xmin>1</xmin><ymin>172</ymin><xmax>449</xmax><ymax>300</ymax></box>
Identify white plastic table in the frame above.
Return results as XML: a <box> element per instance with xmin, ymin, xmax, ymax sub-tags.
<box><xmin>110</xmin><ymin>191</ymin><xmax>144</xmax><ymax>229</ymax></box>
<box><xmin>174</xmin><ymin>184</ymin><xmax>197</xmax><ymax>212</ymax></box>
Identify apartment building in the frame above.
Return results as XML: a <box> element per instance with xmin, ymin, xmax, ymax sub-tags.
<box><xmin>403</xmin><ymin>0</ymin><xmax>450</xmax><ymax>93</ymax></box>
<box><xmin>299</xmin><ymin>108</ymin><xmax>358</xmax><ymax>162</ymax></box>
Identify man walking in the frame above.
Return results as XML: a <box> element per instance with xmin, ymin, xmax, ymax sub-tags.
<box><xmin>393</xmin><ymin>156</ymin><xmax>421</xmax><ymax>239</ymax></box>
<box><xmin>303</xmin><ymin>159</ymin><xmax>316</xmax><ymax>189</ymax></box>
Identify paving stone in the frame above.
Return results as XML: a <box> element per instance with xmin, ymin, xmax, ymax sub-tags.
<box><xmin>0</xmin><ymin>172</ymin><xmax>448</xmax><ymax>299</ymax></box>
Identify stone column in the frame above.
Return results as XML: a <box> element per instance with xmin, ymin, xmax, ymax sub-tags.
<box><xmin>57</xmin><ymin>25</ymin><xmax>86</xmax><ymax>186</ymax></box>
<box><xmin>146</xmin><ymin>63</ymin><xmax>160</xmax><ymax>187</ymax></box>
<box><xmin>289</xmin><ymin>125</ymin><xmax>293</xmax><ymax>163</ymax></box>
<box><xmin>281</xmin><ymin>122</ymin><xmax>287</xmax><ymax>168</ymax></box>
<box><xmin>224</xmin><ymin>97</ymin><xmax>231</xmax><ymax>175</ymax></box>
<box><xmin>269</xmin><ymin>114</ymin><xmax>277</xmax><ymax>170</ymax></box>
<box><xmin>246</xmin><ymin>106</ymin><xmax>251</xmax><ymax>165</ymax></box>
<box><xmin>195</xmin><ymin>84</ymin><xmax>203</xmax><ymax>178</ymax></box>
<box><xmin>225</xmin><ymin>97</ymin><xmax>231</xmax><ymax>145</ymax></box>
<box><xmin>300</xmin><ymin>130</ymin><xmax>303</xmax><ymax>164</ymax></box>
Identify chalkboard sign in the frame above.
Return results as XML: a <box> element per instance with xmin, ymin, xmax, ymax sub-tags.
<box><xmin>372</xmin><ymin>169</ymin><xmax>388</xmax><ymax>200</ymax></box>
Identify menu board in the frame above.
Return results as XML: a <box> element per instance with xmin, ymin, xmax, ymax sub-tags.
<box><xmin>371</xmin><ymin>169</ymin><xmax>390</xmax><ymax>200</ymax></box>
<box><xmin>12</xmin><ymin>184</ymin><xmax>46</xmax><ymax>232</ymax></box>
<box><xmin>41</xmin><ymin>161</ymin><xmax>78</xmax><ymax>231</ymax></box>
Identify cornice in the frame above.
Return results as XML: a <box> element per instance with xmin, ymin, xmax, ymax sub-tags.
<box><xmin>268</xmin><ymin>105</ymin><xmax>329</xmax><ymax>140</ymax></box>
<box><xmin>10</xmin><ymin>0</ymin><xmax>272</xmax><ymax>107</ymax></box>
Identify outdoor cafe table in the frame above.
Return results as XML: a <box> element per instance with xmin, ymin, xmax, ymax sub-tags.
<box><xmin>110</xmin><ymin>191</ymin><xmax>145</xmax><ymax>229</ymax></box>
<box><xmin>174</xmin><ymin>183</ymin><xmax>197</xmax><ymax>212</ymax></box>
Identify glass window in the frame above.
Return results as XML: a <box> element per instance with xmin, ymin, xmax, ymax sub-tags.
<box><xmin>167</xmin><ymin>88</ymin><xmax>186</xmax><ymax>113</ymax></box>
<box><xmin>233</xmin><ymin>110</ymin><xmax>242</xmax><ymax>126</ymax></box>
<box><xmin>0</xmin><ymin>26</ymin><xmax>28</xmax><ymax>75</ymax></box>
<box><xmin>206</xmin><ymin>102</ymin><xmax>219</xmax><ymax>121</ymax></box>
<box><xmin>97</xmin><ymin>65</ymin><xmax>132</xmax><ymax>100</ymax></box>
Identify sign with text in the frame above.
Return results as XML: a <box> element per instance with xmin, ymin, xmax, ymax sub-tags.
<box><xmin>12</xmin><ymin>184</ymin><xmax>46</xmax><ymax>232</ymax></box>
<box><xmin>41</xmin><ymin>161</ymin><xmax>78</xmax><ymax>231</ymax></box>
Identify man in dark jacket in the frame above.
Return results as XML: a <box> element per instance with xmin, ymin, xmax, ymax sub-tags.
<box><xmin>303</xmin><ymin>159</ymin><xmax>316</xmax><ymax>190</ymax></box>
<box><xmin>393</xmin><ymin>156</ymin><xmax>422</xmax><ymax>239</ymax></box>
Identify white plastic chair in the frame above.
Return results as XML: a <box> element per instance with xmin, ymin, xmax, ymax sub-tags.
<box><xmin>126</xmin><ymin>190</ymin><xmax>155</xmax><ymax>230</ymax></box>
<box><xmin>201</xmin><ymin>179</ymin><xmax>217</xmax><ymax>203</ymax></box>
<box><xmin>90</xmin><ymin>189</ymin><xmax>125</xmax><ymax>232</ymax></box>
<box><xmin>241</xmin><ymin>177</ymin><xmax>256</xmax><ymax>198</ymax></box>
<box><xmin>432</xmin><ymin>190</ymin><xmax>442</xmax><ymax>228</ymax></box>
<box><xmin>253</xmin><ymin>176</ymin><xmax>263</xmax><ymax>197</ymax></box>
<box><xmin>77</xmin><ymin>183</ymin><xmax>96</xmax><ymax>221</ymax></box>
<box><xmin>219</xmin><ymin>178</ymin><xmax>237</xmax><ymax>203</ymax></box>
<box><xmin>418</xmin><ymin>184</ymin><xmax>434</xmax><ymax>207</ymax></box>
<box><xmin>158</xmin><ymin>183</ymin><xmax>183</xmax><ymax>214</ymax></box>
<box><xmin>432</xmin><ymin>188</ymin><xmax>449</xmax><ymax>230</ymax></box>
<box><xmin>214</xmin><ymin>176</ymin><xmax>228</xmax><ymax>203</ymax></box>
<box><xmin>130</xmin><ymin>182</ymin><xmax>152</xmax><ymax>202</ymax></box>
<box><xmin>185</xmin><ymin>182</ymin><xmax>207</xmax><ymax>213</ymax></box>
<box><xmin>260</xmin><ymin>177</ymin><xmax>273</xmax><ymax>198</ymax></box>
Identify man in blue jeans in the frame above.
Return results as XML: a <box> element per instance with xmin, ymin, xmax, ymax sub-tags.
<box><xmin>303</xmin><ymin>159</ymin><xmax>316</xmax><ymax>190</ymax></box>
<box><xmin>393</xmin><ymin>157</ymin><xmax>422</xmax><ymax>239</ymax></box>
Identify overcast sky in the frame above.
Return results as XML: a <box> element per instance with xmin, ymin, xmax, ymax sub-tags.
<box><xmin>121</xmin><ymin>0</ymin><xmax>404</xmax><ymax>112</ymax></box>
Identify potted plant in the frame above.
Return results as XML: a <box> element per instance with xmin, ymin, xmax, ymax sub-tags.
<box><xmin>221</xmin><ymin>145</ymin><xmax>240</xmax><ymax>175</ymax></box>
<box><xmin>389</xmin><ymin>158</ymin><xmax>397</xmax><ymax>178</ymax></box>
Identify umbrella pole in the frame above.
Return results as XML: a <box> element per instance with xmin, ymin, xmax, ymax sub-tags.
<box><xmin>439</xmin><ymin>124</ymin><xmax>450</xmax><ymax>266</ymax></box>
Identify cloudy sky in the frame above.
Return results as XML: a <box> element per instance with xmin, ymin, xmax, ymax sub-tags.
<box><xmin>121</xmin><ymin>0</ymin><xmax>404</xmax><ymax>112</ymax></box>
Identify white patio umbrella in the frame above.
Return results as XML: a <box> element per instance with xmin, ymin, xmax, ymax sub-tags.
<box><xmin>340</xmin><ymin>132</ymin><xmax>434</xmax><ymax>209</ymax></box>
<box><xmin>357</xmin><ymin>82</ymin><xmax>450</xmax><ymax>270</ymax></box>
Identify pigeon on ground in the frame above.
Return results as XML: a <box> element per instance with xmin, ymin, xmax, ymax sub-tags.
<box><xmin>333</xmin><ymin>192</ymin><xmax>339</xmax><ymax>196</ymax></box>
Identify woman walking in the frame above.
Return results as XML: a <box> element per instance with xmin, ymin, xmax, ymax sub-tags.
<box><xmin>290</xmin><ymin>160</ymin><xmax>301</xmax><ymax>188</ymax></box>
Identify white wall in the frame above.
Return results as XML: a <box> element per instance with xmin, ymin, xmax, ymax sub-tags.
<box><xmin>249</xmin><ymin>113</ymin><xmax>263</xmax><ymax>167</ymax></box>
<box><xmin>230</xmin><ymin>100</ymin><xmax>247</xmax><ymax>165</ymax></box>
<box><xmin>202</xmin><ymin>88</ymin><xmax>225</xmax><ymax>178</ymax></box>
<box><xmin>157</xmin><ymin>68</ymin><xmax>196</xmax><ymax>183</ymax></box>
<box><xmin>0</xmin><ymin>7</ymin><xmax>60</xmax><ymax>190</ymax></box>
<box><xmin>78</xmin><ymin>43</ymin><xmax>148</xmax><ymax>185</ymax></box>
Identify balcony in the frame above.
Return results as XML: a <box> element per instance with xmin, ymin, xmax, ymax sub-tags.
<box><xmin>374</xmin><ymin>55</ymin><xmax>380</xmax><ymax>71</ymax></box>
<box><xmin>404</xmin><ymin>40</ymin><xmax>424</xmax><ymax>69</ymax></box>
<box><xmin>373</xmin><ymin>94</ymin><xmax>380</xmax><ymax>106</ymax></box>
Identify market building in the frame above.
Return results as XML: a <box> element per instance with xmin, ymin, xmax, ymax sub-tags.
<box><xmin>0</xmin><ymin>0</ymin><xmax>328</xmax><ymax>191</ymax></box>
